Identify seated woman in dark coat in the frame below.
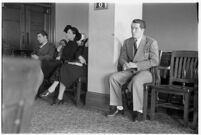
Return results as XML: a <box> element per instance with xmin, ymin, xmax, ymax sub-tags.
<box><xmin>56</xmin><ymin>34</ymin><xmax>88</xmax><ymax>104</ymax></box>
<box><xmin>40</xmin><ymin>25</ymin><xmax>81</xmax><ymax>98</ymax></box>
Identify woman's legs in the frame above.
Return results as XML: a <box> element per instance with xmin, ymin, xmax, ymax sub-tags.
<box><xmin>57</xmin><ymin>82</ymin><xmax>66</xmax><ymax>100</ymax></box>
<box><xmin>48</xmin><ymin>81</ymin><xmax>59</xmax><ymax>93</ymax></box>
<box><xmin>40</xmin><ymin>81</ymin><xmax>59</xmax><ymax>97</ymax></box>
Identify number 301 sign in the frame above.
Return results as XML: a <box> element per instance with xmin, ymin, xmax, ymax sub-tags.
<box><xmin>94</xmin><ymin>3</ymin><xmax>108</xmax><ymax>10</ymax></box>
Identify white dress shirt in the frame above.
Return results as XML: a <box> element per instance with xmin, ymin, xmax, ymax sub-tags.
<box><xmin>40</xmin><ymin>41</ymin><xmax>48</xmax><ymax>48</ymax></box>
<box><xmin>135</xmin><ymin>36</ymin><xmax>142</xmax><ymax>49</ymax></box>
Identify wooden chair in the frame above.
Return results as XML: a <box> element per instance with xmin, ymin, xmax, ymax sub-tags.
<box><xmin>192</xmin><ymin>87</ymin><xmax>198</xmax><ymax>130</ymax></box>
<box><xmin>143</xmin><ymin>50</ymin><xmax>164</xmax><ymax>120</ymax></box>
<box><xmin>146</xmin><ymin>51</ymin><xmax>198</xmax><ymax>127</ymax></box>
<box><xmin>74</xmin><ymin>76</ymin><xmax>87</xmax><ymax>105</ymax></box>
<box><xmin>64</xmin><ymin>76</ymin><xmax>87</xmax><ymax>106</ymax></box>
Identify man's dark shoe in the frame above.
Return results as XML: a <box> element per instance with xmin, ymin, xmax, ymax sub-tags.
<box><xmin>132</xmin><ymin>111</ymin><xmax>143</xmax><ymax>122</ymax></box>
<box><xmin>106</xmin><ymin>106</ymin><xmax>124</xmax><ymax>117</ymax></box>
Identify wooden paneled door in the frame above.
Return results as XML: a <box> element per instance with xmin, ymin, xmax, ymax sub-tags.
<box><xmin>2</xmin><ymin>3</ymin><xmax>55</xmax><ymax>55</ymax></box>
<box><xmin>2</xmin><ymin>4</ymin><xmax>21</xmax><ymax>52</ymax></box>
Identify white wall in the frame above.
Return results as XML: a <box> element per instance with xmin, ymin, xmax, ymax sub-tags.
<box><xmin>55</xmin><ymin>3</ymin><xmax>89</xmax><ymax>46</ymax></box>
<box><xmin>88</xmin><ymin>3</ymin><xmax>115</xmax><ymax>94</ymax></box>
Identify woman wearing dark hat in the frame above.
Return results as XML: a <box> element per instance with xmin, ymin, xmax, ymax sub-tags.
<box><xmin>55</xmin><ymin>33</ymin><xmax>88</xmax><ymax>104</ymax></box>
<box><xmin>40</xmin><ymin>25</ymin><xmax>81</xmax><ymax>102</ymax></box>
<box><xmin>60</xmin><ymin>25</ymin><xmax>81</xmax><ymax>62</ymax></box>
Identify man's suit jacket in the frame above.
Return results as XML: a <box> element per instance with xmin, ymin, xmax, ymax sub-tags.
<box><xmin>32</xmin><ymin>42</ymin><xmax>56</xmax><ymax>78</ymax></box>
<box><xmin>119</xmin><ymin>35</ymin><xmax>159</xmax><ymax>72</ymax></box>
<box><xmin>33</xmin><ymin>42</ymin><xmax>56</xmax><ymax>61</ymax></box>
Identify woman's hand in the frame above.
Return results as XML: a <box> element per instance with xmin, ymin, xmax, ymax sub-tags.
<box><xmin>78</xmin><ymin>56</ymin><xmax>86</xmax><ymax>64</ymax></box>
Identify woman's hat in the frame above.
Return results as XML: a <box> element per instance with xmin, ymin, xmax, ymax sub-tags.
<box><xmin>64</xmin><ymin>25</ymin><xmax>81</xmax><ymax>41</ymax></box>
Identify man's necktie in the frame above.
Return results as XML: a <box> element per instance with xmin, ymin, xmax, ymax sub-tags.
<box><xmin>133</xmin><ymin>39</ymin><xmax>137</xmax><ymax>57</ymax></box>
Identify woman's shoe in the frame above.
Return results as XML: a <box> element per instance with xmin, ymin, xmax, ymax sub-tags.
<box><xmin>40</xmin><ymin>90</ymin><xmax>53</xmax><ymax>97</ymax></box>
<box><xmin>54</xmin><ymin>99</ymin><xmax>64</xmax><ymax>105</ymax></box>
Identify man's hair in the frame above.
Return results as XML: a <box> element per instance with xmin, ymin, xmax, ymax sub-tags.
<box><xmin>37</xmin><ymin>30</ymin><xmax>48</xmax><ymax>39</ymax></box>
<box><xmin>132</xmin><ymin>19</ymin><xmax>146</xmax><ymax>29</ymax></box>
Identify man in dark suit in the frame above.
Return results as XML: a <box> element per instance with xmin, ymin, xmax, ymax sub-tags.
<box><xmin>106</xmin><ymin>19</ymin><xmax>159</xmax><ymax>122</ymax></box>
<box><xmin>31</xmin><ymin>31</ymin><xmax>56</xmax><ymax>97</ymax></box>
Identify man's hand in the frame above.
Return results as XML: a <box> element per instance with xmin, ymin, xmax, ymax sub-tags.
<box><xmin>31</xmin><ymin>54</ymin><xmax>39</xmax><ymax>60</ymax></box>
<box><xmin>127</xmin><ymin>62</ymin><xmax>137</xmax><ymax>69</ymax></box>
<box><xmin>123</xmin><ymin>62</ymin><xmax>137</xmax><ymax>70</ymax></box>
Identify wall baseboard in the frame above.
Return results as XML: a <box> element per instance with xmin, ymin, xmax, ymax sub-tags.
<box><xmin>85</xmin><ymin>91</ymin><xmax>109</xmax><ymax>111</ymax></box>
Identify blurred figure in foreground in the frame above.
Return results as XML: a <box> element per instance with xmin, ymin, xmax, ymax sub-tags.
<box><xmin>2</xmin><ymin>57</ymin><xmax>43</xmax><ymax>133</ymax></box>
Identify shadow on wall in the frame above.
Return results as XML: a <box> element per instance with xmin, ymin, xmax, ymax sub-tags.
<box><xmin>113</xmin><ymin>35</ymin><xmax>123</xmax><ymax>70</ymax></box>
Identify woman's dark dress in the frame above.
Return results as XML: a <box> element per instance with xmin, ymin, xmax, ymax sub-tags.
<box><xmin>60</xmin><ymin>46</ymin><xmax>88</xmax><ymax>88</ymax></box>
<box><xmin>60</xmin><ymin>41</ymin><xmax>78</xmax><ymax>62</ymax></box>
<box><xmin>50</xmin><ymin>41</ymin><xmax>78</xmax><ymax>81</ymax></box>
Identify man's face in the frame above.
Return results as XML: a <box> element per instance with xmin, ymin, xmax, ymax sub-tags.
<box><xmin>131</xmin><ymin>23</ymin><xmax>144</xmax><ymax>39</ymax></box>
<box><xmin>37</xmin><ymin>34</ymin><xmax>46</xmax><ymax>44</ymax></box>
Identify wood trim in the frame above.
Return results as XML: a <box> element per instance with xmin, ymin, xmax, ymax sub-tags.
<box><xmin>45</xmin><ymin>3</ymin><xmax>55</xmax><ymax>44</ymax></box>
<box><xmin>50</xmin><ymin>3</ymin><xmax>56</xmax><ymax>44</ymax></box>
<box><xmin>20</xmin><ymin>4</ymin><xmax>25</xmax><ymax>50</ymax></box>
<box><xmin>85</xmin><ymin>91</ymin><xmax>109</xmax><ymax>111</ymax></box>
<box><xmin>25</xmin><ymin>3</ymin><xmax>52</xmax><ymax>8</ymax></box>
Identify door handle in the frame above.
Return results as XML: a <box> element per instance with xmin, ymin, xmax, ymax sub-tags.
<box><xmin>22</xmin><ymin>35</ymin><xmax>24</xmax><ymax>45</ymax></box>
<box><xmin>26</xmin><ymin>32</ymin><xmax>29</xmax><ymax>46</ymax></box>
